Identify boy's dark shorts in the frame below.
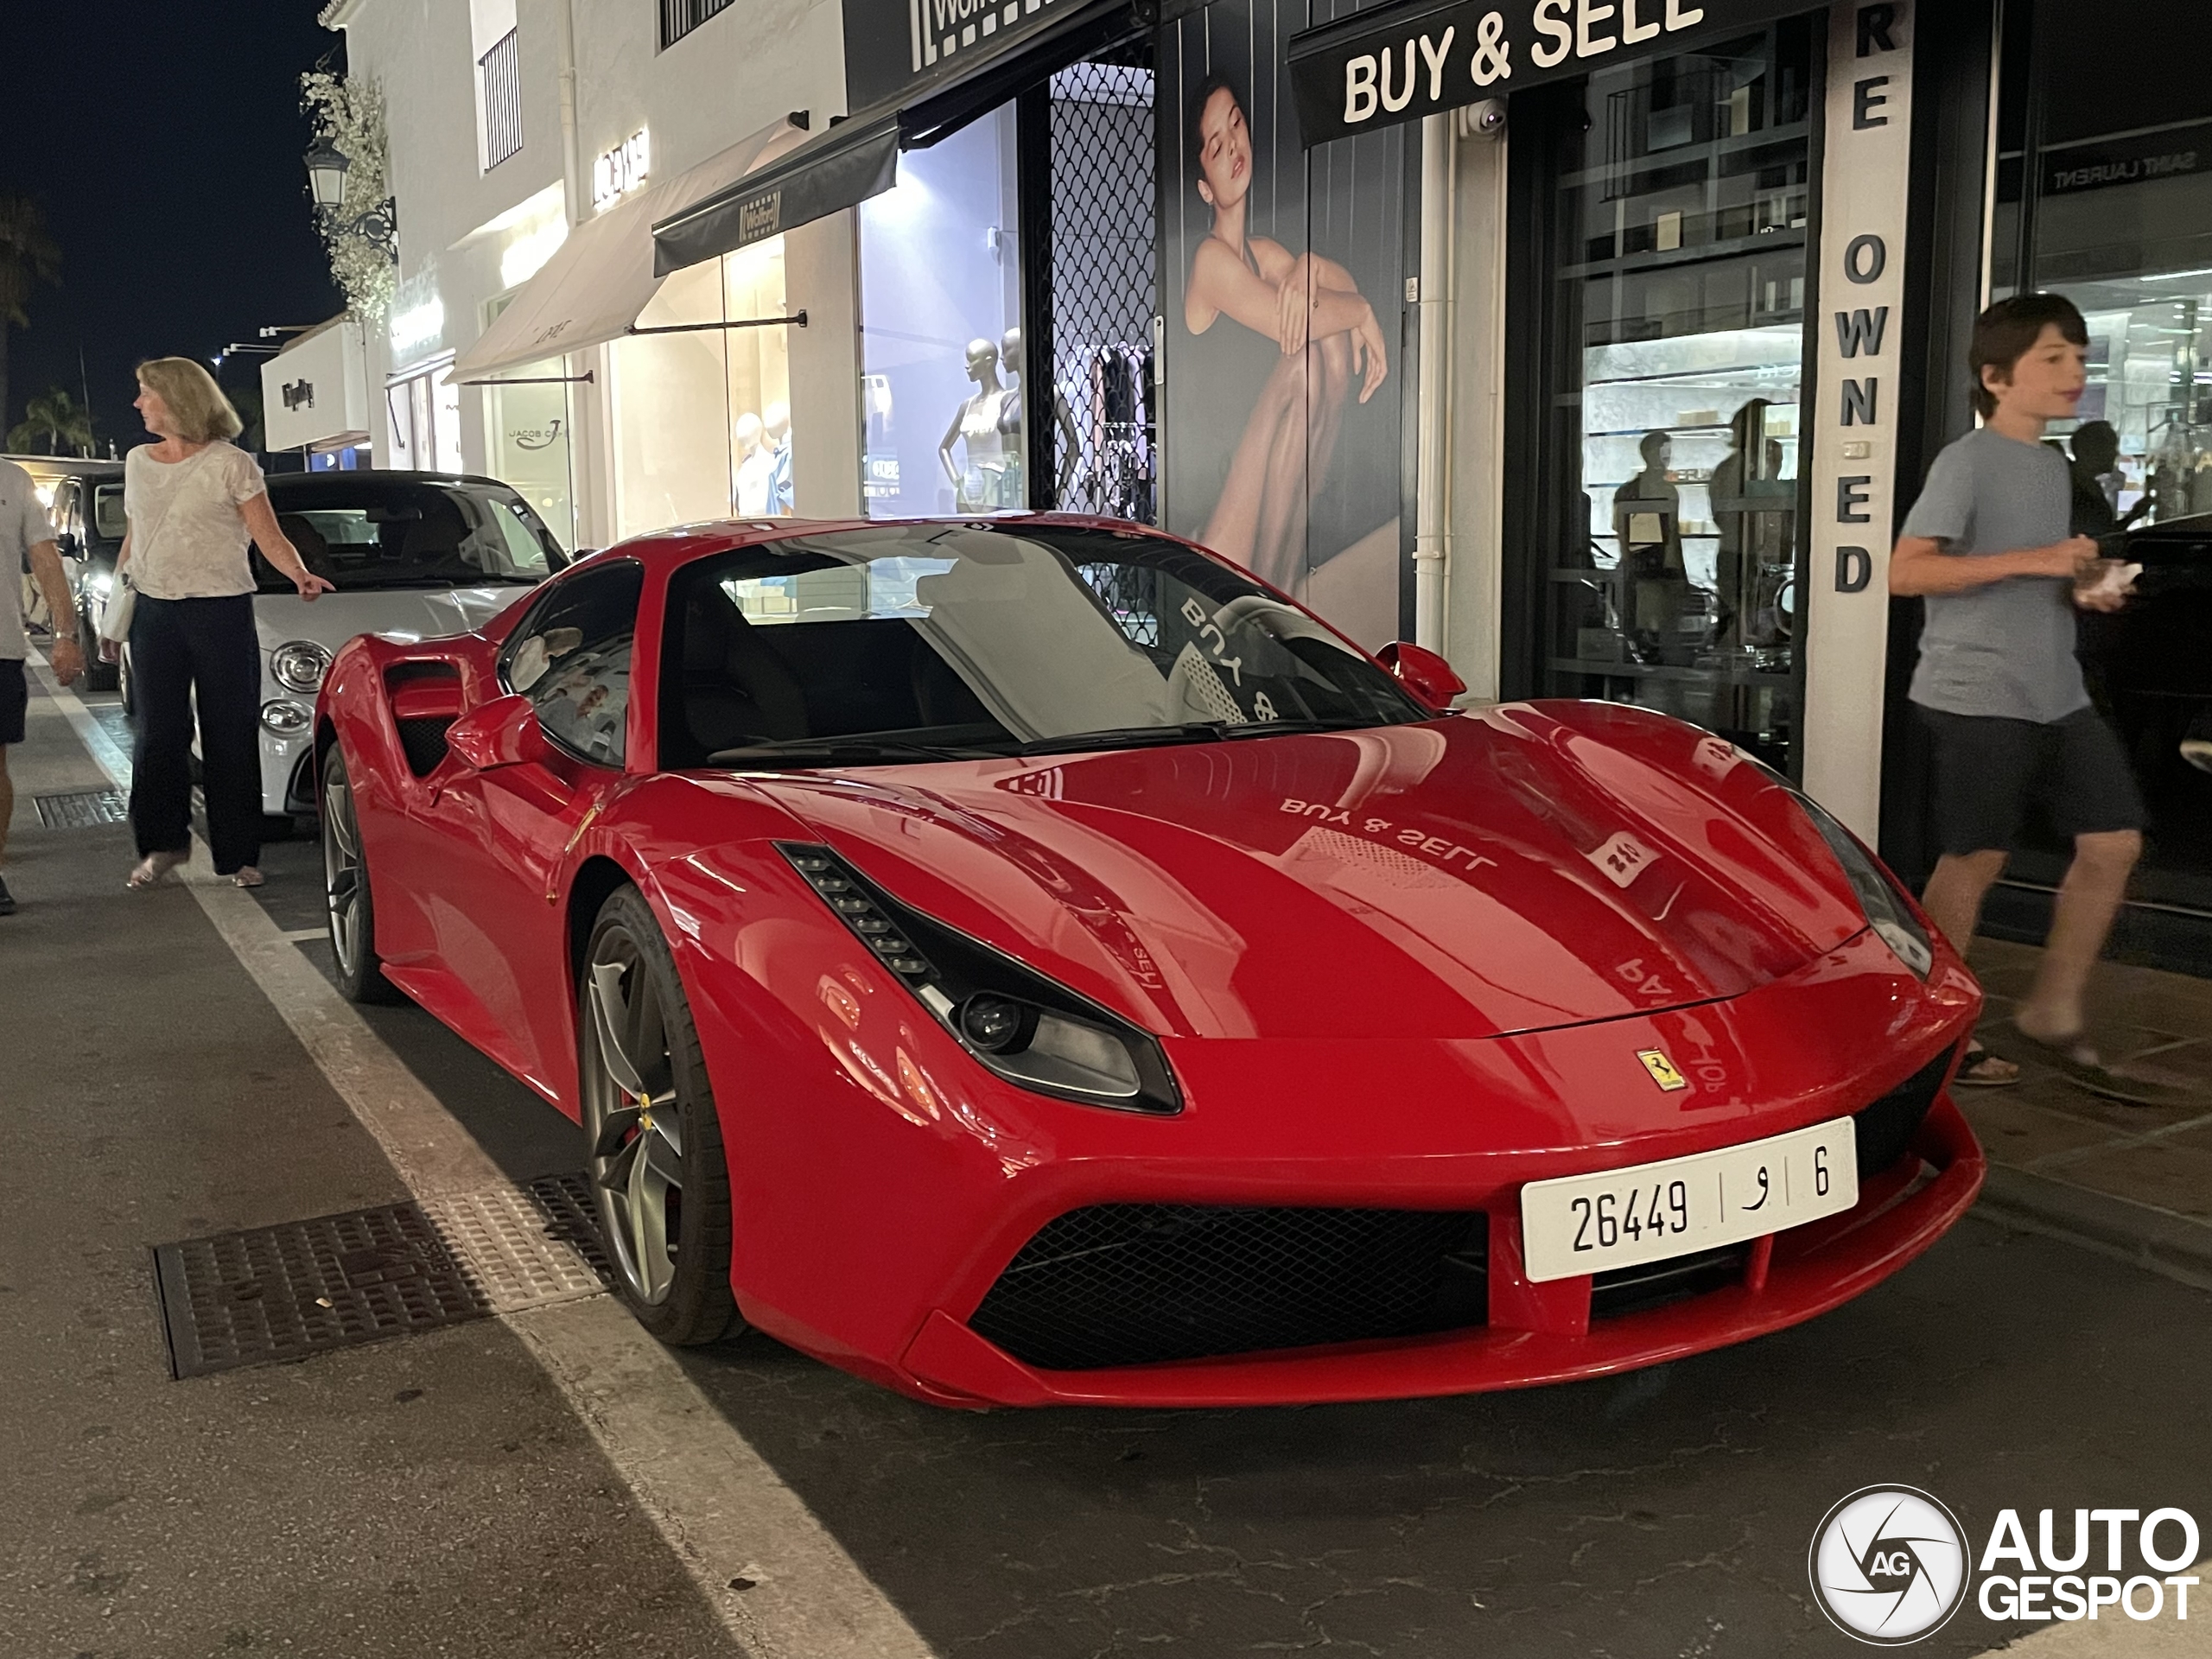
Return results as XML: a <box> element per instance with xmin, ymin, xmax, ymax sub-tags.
<box><xmin>1916</xmin><ymin>703</ymin><xmax>2145</xmax><ymax>855</ymax></box>
<box><xmin>0</xmin><ymin>658</ymin><xmax>24</xmax><ymax>747</ymax></box>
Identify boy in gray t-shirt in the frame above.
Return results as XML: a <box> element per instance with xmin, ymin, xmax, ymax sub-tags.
<box><xmin>1889</xmin><ymin>293</ymin><xmax>2147</xmax><ymax>1098</ymax></box>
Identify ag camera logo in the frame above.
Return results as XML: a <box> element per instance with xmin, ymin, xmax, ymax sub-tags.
<box><xmin>1809</xmin><ymin>1486</ymin><xmax>1970</xmax><ymax>1644</ymax></box>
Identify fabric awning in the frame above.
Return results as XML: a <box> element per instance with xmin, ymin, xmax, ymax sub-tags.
<box><xmin>651</xmin><ymin>114</ymin><xmax>900</xmax><ymax>278</ymax></box>
<box><xmin>450</xmin><ymin>116</ymin><xmax>804</xmax><ymax>383</ymax></box>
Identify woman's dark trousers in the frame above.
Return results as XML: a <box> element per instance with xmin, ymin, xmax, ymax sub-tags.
<box><xmin>130</xmin><ymin>594</ymin><xmax>262</xmax><ymax>874</ymax></box>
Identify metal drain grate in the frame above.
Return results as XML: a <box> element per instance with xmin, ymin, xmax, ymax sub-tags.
<box><xmin>419</xmin><ymin>1174</ymin><xmax>612</xmax><ymax>1313</ymax></box>
<box><xmin>34</xmin><ymin>788</ymin><xmax>128</xmax><ymax>829</ymax></box>
<box><xmin>152</xmin><ymin>1174</ymin><xmax>611</xmax><ymax>1379</ymax></box>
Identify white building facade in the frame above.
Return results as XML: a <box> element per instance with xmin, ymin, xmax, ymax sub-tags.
<box><xmin>321</xmin><ymin>0</ymin><xmax>858</xmax><ymax>550</ymax></box>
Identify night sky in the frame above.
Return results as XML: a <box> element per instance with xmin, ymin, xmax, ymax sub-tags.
<box><xmin>0</xmin><ymin>1</ymin><xmax>343</xmax><ymax>451</ymax></box>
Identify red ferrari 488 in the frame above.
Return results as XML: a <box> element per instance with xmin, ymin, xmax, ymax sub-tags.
<box><xmin>315</xmin><ymin>516</ymin><xmax>1984</xmax><ymax>1408</ymax></box>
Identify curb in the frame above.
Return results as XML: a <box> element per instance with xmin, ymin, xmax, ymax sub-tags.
<box><xmin>1973</xmin><ymin>1164</ymin><xmax>2212</xmax><ymax>1294</ymax></box>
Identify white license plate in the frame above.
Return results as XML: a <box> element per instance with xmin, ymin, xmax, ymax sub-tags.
<box><xmin>1520</xmin><ymin>1118</ymin><xmax>1859</xmax><ymax>1285</ymax></box>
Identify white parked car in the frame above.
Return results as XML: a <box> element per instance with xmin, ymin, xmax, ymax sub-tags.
<box><xmin>123</xmin><ymin>470</ymin><xmax>567</xmax><ymax>823</ymax></box>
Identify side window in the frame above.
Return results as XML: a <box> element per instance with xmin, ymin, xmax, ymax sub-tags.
<box><xmin>501</xmin><ymin>560</ymin><xmax>644</xmax><ymax>767</ymax></box>
<box><xmin>51</xmin><ymin>481</ymin><xmax>79</xmax><ymax>545</ymax></box>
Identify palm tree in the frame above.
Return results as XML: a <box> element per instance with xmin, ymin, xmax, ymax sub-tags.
<box><xmin>0</xmin><ymin>192</ymin><xmax>63</xmax><ymax>436</ymax></box>
<box><xmin>7</xmin><ymin>385</ymin><xmax>92</xmax><ymax>455</ymax></box>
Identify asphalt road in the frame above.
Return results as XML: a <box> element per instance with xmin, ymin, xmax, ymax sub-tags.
<box><xmin>6</xmin><ymin>678</ymin><xmax>2210</xmax><ymax>1658</ymax></box>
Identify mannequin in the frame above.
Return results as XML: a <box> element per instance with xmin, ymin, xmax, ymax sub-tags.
<box><xmin>733</xmin><ymin>411</ymin><xmax>773</xmax><ymax>516</ymax></box>
<box><xmin>938</xmin><ymin>338</ymin><xmax>1021</xmax><ymax>511</ymax></box>
<box><xmin>998</xmin><ymin>325</ymin><xmax>1078</xmax><ymax>504</ymax></box>
<box><xmin>763</xmin><ymin>399</ymin><xmax>792</xmax><ymax>514</ymax></box>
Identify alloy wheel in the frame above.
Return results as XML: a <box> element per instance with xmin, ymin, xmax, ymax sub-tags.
<box><xmin>582</xmin><ymin>937</ymin><xmax>684</xmax><ymax>1306</ymax></box>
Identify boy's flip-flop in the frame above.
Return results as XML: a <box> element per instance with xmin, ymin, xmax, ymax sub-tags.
<box><xmin>2011</xmin><ymin>1024</ymin><xmax>2178</xmax><ymax>1106</ymax></box>
<box><xmin>1954</xmin><ymin>1042</ymin><xmax>2021</xmax><ymax>1087</ymax></box>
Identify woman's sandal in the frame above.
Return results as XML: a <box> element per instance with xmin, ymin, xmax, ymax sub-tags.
<box><xmin>2012</xmin><ymin>1020</ymin><xmax>2174</xmax><ymax>1105</ymax></box>
<box><xmin>1954</xmin><ymin>1042</ymin><xmax>2021</xmax><ymax>1088</ymax></box>
<box><xmin>126</xmin><ymin>850</ymin><xmax>187</xmax><ymax>890</ymax></box>
<box><xmin>231</xmin><ymin>867</ymin><xmax>265</xmax><ymax>889</ymax></box>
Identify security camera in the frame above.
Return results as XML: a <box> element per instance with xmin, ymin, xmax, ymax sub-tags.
<box><xmin>1459</xmin><ymin>99</ymin><xmax>1507</xmax><ymax>142</ymax></box>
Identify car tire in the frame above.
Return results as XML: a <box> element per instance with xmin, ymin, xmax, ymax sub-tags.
<box><xmin>77</xmin><ymin>607</ymin><xmax>118</xmax><ymax>692</ymax></box>
<box><xmin>579</xmin><ymin>885</ymin><xmax>743</xmax><ymax>1347</ymax></box>
<box><xmin>321</xmin><ymin>747</ymin><xmax>402</xmax><ymax>1005</ymax></box>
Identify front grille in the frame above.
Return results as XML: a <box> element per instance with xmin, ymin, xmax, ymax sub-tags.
<box><xmin>969</xmin><ymin>1205</ymin><xmax>1489</xmax><ymax>1371</ymax></box>
<box><xmin>396</xmin><ymin>717</ymin><xmax>454</xmax><ymax>777</ymax></box>
<box><xmin>1591</xmin><ymin>1244</ymin><xmax>1750</xmax><ymax>1319</ymax></box>
<box><xmin>1853</xmin><ymin>1044</ymin><xmax>1956</xmax><ymax>1177</ymax></box>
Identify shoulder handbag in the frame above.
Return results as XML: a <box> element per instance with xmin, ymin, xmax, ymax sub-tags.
<box><xmin>96</xmin><ymin>572</ymin><xmax>136</xmax><ymax>644</ymax></box>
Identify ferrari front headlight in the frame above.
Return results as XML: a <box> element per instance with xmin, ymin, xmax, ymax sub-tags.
<box><xmin>779</xmin><ymin>843</ymin><xmax>1180</xmax><ymax>1114</ymax></box>
<box><xmin>271</xmin><ymin>639</ymin><xmax>333</xmax><ymax>694</ymax></box>
<box><xmin>1796</xmin><ymin>794</ymin><xmax>1934</xmax><ymax>978</ymax></box>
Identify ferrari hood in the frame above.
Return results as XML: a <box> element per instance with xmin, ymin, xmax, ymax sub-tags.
<box><xmin>753</xmin><ymin>707</ymin><xmax>1873</xmax><ymax>1041</ymax></box>
<box><xmin>251</xmin><ymin>587</ymin><xmax>522</xmax><ymax>664</ymax></box>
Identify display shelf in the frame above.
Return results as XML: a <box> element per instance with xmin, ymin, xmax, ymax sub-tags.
<box><xmin>1548</xmin><ymin>657</ymin><xmax>1795</xmax><ymax>688</ymax></box>
<box><xmin>1562</xmin><ymin>228</ymin><xmax>1808</xmax><ymax>284</ymax></box>
<box><xmin>1556</xmin><ymin>121</ymin><xmax>1814</xmax><ymax>194</ymax></box>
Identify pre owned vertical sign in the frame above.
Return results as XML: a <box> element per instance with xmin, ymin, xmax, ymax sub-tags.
<box><xmin>1802</xmin><ymin>1</ymin><xmax>1914</xmax><ymax>836</ymax></box>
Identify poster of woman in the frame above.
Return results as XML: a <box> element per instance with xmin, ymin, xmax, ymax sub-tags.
<box><xmin>1162</xmin><ymin>0</ymin><xmax>1408</xmax><ymax>647</ymax></box>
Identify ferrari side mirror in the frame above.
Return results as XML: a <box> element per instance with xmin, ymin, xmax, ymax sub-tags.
<box><xmin>446</xmin><ymin>693</ymin><xmax>551</xmax><ymax>771</ymax></box>
<box><xmin>1376</xmin><ymin>641</ymin><xmax>1467</xmax><ymax>710</ymax></box>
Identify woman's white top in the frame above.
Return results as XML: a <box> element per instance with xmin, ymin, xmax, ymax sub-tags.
<box><xmin>124</xmin><ymin>442</ymin><xmax>266</xmax><ymax>600</ymax></box>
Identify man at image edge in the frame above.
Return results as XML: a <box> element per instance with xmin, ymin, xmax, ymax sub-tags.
<box><xmin>0</xmin><ymin>456</ymin><xmax>86</xmax><ymax>914</ymax></box>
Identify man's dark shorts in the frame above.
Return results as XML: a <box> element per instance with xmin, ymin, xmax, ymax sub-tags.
<box><xmin>0</xmin><ymin>658</ymin><xmax>25</xmax><ymax>747</ymax></box>
<box><xmin>1916</xmin><ymin>703</ymin><xmax>2146</xmax><ymax>855</ymax></box>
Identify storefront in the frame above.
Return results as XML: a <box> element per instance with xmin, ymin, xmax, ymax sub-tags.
<box><xmin>448</xmin><ymin>117</ymin><xmax>817</xmax><ymax>546</ymax></box>
<box><xmin>651</xmin><ymin>0</ymin><xmax>1166</xmax><ymax>533</ymax></box>
<box><xmin>1275</xmin><ymin>0</ymin><xmax>1926</xmax><ymax>813</ymax></box>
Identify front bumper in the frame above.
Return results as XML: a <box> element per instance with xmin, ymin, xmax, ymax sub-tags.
<box><xmin>895</xmin><ymin>1092</ymin><xmax>1982</xmax><ymax>1407</ymax></box>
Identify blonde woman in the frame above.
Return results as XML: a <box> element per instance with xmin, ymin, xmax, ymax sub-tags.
<box><xmin>104</xmin><ymin>359</ymin><xmax>334</xmax><ymax>888</ymax></box>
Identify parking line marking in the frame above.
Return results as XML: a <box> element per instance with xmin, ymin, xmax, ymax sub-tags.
<box><xmin>281</xmin><ymin>926</ymin><xmax>326</xmax><ymax>943</ymax></box>
<box><xmin>31</xmin><ymin>657</ymin><xmax>938</xmax><ymax>1659</ymax></box>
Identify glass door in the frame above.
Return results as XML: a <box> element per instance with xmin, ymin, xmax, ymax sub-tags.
<box><xmin>1519</xmin><ymin>19</ymin><xmax>1819</xmax><ymax>774</ymax></box>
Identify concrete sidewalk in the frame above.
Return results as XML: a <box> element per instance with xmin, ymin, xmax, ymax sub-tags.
<box><xmin>1960</xmin><ymin>939</ymin><xmax>2212</xmax><ymax>1290</ymax></box>
<box><xmin>0</xmin><ymin>664</ymin><xmax>738</xmax><ymax>1655</ymax></box>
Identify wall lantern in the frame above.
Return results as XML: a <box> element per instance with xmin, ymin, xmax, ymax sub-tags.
<box><xmin>304</xmin><ymin>139</ymin><xmax>352</xmax><ymax>211</ymax></box>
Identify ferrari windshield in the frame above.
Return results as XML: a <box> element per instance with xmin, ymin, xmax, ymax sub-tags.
<box><xmin>660</xmin><ymin>523</ymin><xmax>1429</xmax><ymax>768</ymax></box>
<box><xmin>249</xmin><ymin>480</ymin><xmax>561</xmax><ymax>594</ymax></box>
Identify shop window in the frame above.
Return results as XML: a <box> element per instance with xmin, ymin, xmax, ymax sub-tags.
<box><xmin>480</xmin><ymin>294</ymin><xmax>576</xmax><ymax>550</ymax></box>
<box><xmin>857</xmin><ymin>104</ymin><xmax>1027</xmax><ymax>518</ymax></box>
<box><xmin>609</xmin><ymin>238</ymin><xmax>792</xmax><ymax>541</ymax></box>
<box><xmin>1986</xmin><ymin>0</ymin><xmax>2212</xmax><ymax>923</ymax></box>
<box><xmin>1516</xmin><ymin>22</ymin><xmax>1816</xmax><ymax>775</ymax></box>
<box><xmin>389</xmin><ymin>362</ymin><xmax>464</xmax><ymax>475</ymax></box>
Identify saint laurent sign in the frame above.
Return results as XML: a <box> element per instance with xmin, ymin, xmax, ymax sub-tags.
<box><xmin>1286</xmin><ymin>0</ymin><xmax>1809</xmax><ymax>146</ymax></box>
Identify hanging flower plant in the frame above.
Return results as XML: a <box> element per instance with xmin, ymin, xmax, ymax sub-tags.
<box><xmin>300</xmin><ymin>69</ymin><xmax>397</xmax><ymax>321</ymax></box>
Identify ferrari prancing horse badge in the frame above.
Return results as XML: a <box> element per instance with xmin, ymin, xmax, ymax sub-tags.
<box><xmin>1637</xmin><ymin>1050</ymin><xmax>1689</xmax><ymax>1092</ymax></box>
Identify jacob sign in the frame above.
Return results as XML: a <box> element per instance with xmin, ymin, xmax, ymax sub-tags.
<box><xmin>1287</xmin><ymin>0</ymin><xmax>1808</xmax><ymax>144</ymax></box>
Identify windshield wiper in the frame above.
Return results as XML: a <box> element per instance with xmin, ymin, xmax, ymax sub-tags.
<box><xmin>1015</xmin><ymin>718</ymin><xmax>1387</xmax><ymax>756</ymax></box>
<box><xmin>709</xmin><ymin>736</ymin><xmax>1007</xmax><ymax>766</ymax></box>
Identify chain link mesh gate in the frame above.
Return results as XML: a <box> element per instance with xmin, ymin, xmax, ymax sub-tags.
<box><xmin>1020</xmin><ymin>54</ymin><xmax>1158</xmax><ymax>526</ymax></box>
